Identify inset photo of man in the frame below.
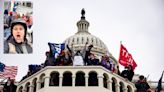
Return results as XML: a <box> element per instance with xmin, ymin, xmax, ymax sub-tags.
<box><xmin>3</xmin><ymin>1</ymin><xmax>33</xmax><ymax>54</ymax></box>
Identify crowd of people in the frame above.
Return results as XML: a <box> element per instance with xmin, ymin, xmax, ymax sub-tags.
<box><xmin>45</xmin><ymin>42</ymin><xmax>117</xmax><ymax>72</ymax></box>
<box><xmin>18</xmin><ymin>42</ymin><xmax>152</xmax><ymax>91</ymax></box>
<box><xmin>4</xmin><ymin>9</ymin><xmax>33</xmax><ymax>54</ymax></box>
<box><xmin>20</xmin><ymin>42</ymin><xmax>118</xmax><ymax>80</ymax></box>
<box><xmin>20</xmin><ymin>42</ymin><xmax>127</xmax><ymax>81</ymax></box>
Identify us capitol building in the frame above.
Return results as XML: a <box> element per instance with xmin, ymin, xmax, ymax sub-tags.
<box><xmin>16</xmin><ymin>9</ymin><xmax>163</xmax><ymax>92</ymax></box>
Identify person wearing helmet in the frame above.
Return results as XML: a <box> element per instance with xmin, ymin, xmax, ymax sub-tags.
<box><xmin>4</xmin><ymin>18</ymin><xmax>32</xmax><ymax>54</ymax></box>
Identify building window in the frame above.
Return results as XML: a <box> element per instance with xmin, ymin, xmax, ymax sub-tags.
<box><xmin>75</xmin><ymin>72</ymin><xmax>85</xmax><ymax>86</ymax></box>
<box><xmin>32</xmin><ymin>78</ymin><xmax>37</xmax><ymax>92</ymax></box>
<box><xmin>26</xmin><ymin>2</ymin><xmax>32</xmax><ymax>7</ymax></box>
<box><xmin>103</xmin><ymin>74</ymin><xmax>108</xmax><ymax>88</ymax></box>
<box><xmin>72</xmin><ymin>38</ymin><xmax>74</xmax><ymax>43</ymax></box>
<box><xmin>41</xmin><ymin>81</ymin><xmax>44</xmax><ymax>88</ymax></box>
<box><xmin>25</xmin><ymin>82</ymin><xmax>30</xmax><ymax>92</ymax></box>
<box><xmin>82</xmin><ymin>37</ymin><xmax>84</xmax><ymax>44</ymax></box>
<box><xmin>39</xmin><ymin>74</ymin><xmax>45</xmax><ymax>89</ymax></box>
<box><xmin>62</xmin><ymin>72</ymin><xmax>72</xmax><ymax>86</ymax></box>
<box><xmin>49</xmin><ymin>72</ymin><xmax>59</xmax><ymax>86</ymax></box>
<box><xmin>16</xmin><ymin>2</ymin><xmax>19</xmax><ymax>5</ymax></box>
<box><xmin>127</xmin><ymin>86</ymin><xmax>132</xmax><ymax>92</ymax></box>
<box><xmin>112</xmin><ymin>78</ymin><xmax>116</xmax><ymax>92</ymax></box>
<box><xmin>22</xmin><ymin>2</ymin><xmax>25</xmax><ymax>6</ymax></box>
<box><xmin>18</xmin><ymin>86</ymin><xmax>23</xmax><ymax>92</ymax></box>
<box><xmin>120</xmin><ymin>82</ymin><xmax>124</xmax><ymax>92</ymax></box>
<box><xmin>88</xmin><ymin>72</ymin><xmax>98</xmax><ymax>86</ymax></box>
<box><xmin>87</xmin><ymin>38</ymin><xmax>89</xmax><ymax>43</ymax></box>
<box><xmin>77</xmin><ymin>38</ymin><xmax>79</xmax><ymax>44</ymax></box>
<box><xmin>91</xmin><ymin>38</ymin><xmax>94</xmax><ymax>43</ymax></box>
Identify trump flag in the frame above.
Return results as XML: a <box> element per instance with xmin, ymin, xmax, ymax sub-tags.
<box><xmin>119</xmin><ymin>44</ymin><xmax>137</xmax><ymax>70</ymax></box>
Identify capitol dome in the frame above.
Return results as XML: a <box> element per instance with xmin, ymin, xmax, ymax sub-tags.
<box><xmin>64</xmin><ymin>9</ymin><xmax>118</xmax><ymax>64</ymax></box>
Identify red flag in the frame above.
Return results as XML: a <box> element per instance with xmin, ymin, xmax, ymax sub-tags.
<box><xmin>119</xmin><ymin>44</ymin><xmax>137</xmax><ymax>70</ymax></box>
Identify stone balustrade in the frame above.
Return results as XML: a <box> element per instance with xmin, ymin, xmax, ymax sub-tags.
<box><xmin>16</xmin><ymin>66</ymin><xmax>135</xmax><ymax>92</ymax></box>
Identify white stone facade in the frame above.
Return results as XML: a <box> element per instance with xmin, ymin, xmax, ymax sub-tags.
<box><xmin>16</xmin><ymin>66</ymin><xmax>135</xmax><ymax>92</ymax></box>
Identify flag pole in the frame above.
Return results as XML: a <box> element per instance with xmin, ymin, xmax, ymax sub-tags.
<box><xmin>120</xmin><ymin>41</ymin><xmax>122</xmax><ymax>45</ymax></box>
<box><xmin>118</xmin><ymin>41</ymin><xmax>122</xmax><ymax>67</ymax></box>
<box><xmin>146</xmin><ymin>74</ymin><xmax>150</xmax><ymax>81</ymax></box>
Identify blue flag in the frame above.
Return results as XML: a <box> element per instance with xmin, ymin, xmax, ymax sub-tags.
<box><xmin>48</xmin><ymin>42</ymin><xmax>65</xmax><ymax>58</ymax></box>
<box><xmin>155</xmin><ymin>71</ymin><xmax>164</xmax><ymax>92</ymax></box>
<box><xmin>0</xmin><ymin>62</ymin><xmax>5</xmax><ymax>72</ymax></box>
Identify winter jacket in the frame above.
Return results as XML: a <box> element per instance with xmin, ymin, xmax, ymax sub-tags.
<box><xmin>4</xmin><ymin>37</ymin><xmax>32</xmax><ymax>54</ymax></box>
<box><xmin>135</xmin><ymin>81</ymin><xmax>150</xmax><ymax>92</ymax></box>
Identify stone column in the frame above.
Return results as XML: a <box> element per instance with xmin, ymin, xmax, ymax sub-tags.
<box><xmin>107</xmin><ymin>79</ymin><xmax>112</xmax><ymax>90</ymax></box>
<box><xmin>115</xmin><ymin>84</ymin><xmax>120</xmax><ymax>92</ymax></box>
<box><xmin>85</xmin><ymin>75</ymin><xmax>89</xmax><ymax>87</ymax></box>
<box><xmin>72</xmin><ymin>75</ymin><xmax>76</xmax><ymax>86</ymax></box>
<box><xmin>44</xmin><ymin>76</ymin><xmax>50</xmax><ymax>88</ymax></box>
<box><xmin>22</xmin><ymin>89</ymin><xmax>27</xmax><ymax>92</ymax></box>
<box><xmin>123</xmin><ymin>88</ymin><xmax>128</xmax><ymax>92</ymax></box>
<box><xmin>133</xmin><ymin>87</ymin><xmax>137</xmax><ymax>92</ymax></box>
<box><xmin>59</xmin><ymin>75</ymin><xmax>63</xmax><ymax>87</ymax></box>
<box><xmin>98</xmin><ymin>75</ymin><xmax>104</xmax><ymax>88</ymax></box>
<box><xmin>36</xmin><ymin>81</ymin><xmax>41</xmax><ymax>90</ymax></box>
<box><xmin>29</xmin><ymin>85</ymin><xmax>34</xmax><ymax>92</ymax></box>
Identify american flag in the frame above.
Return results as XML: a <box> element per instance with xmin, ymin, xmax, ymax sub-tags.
<box><xmin>0</xmin><ymin>66</ymin><xmax>18</xmax><ymax>79</ymax></box>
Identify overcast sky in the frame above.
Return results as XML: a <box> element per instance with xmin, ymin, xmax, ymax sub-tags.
<box><xmin>0</xmin><ymin>0</ymin><xmax>164</xmax><ymax>81</ymax></box>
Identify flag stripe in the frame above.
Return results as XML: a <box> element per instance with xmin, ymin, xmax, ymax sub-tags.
<box><xmin>0</xmin><ymin>66</ymin><xmax>18</xmax><ymax>79</ymax></box>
